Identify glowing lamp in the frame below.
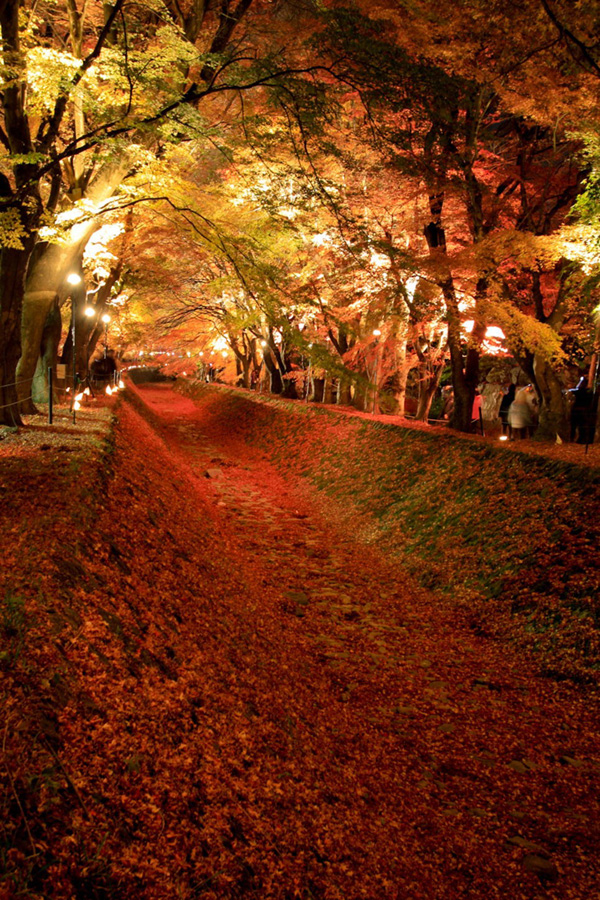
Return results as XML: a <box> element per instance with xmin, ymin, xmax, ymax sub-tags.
<box><xmin>83</xmin><ymin>387</ymin><xmax>91</xmax><ymax>396</ymax></box>
<box><xmin>75</xmin><ymin>392</ymin><xmax>84</xmax><ymax>402</ymax></box>
<box><xmin>84</xmin><ymin>306</ymin><xmax>95</xmax><ymax>317</ymax></box>
<box><xmin>499</xmin><ymin>435</ymin><xmax>509</xmax><ymax>442</ymax></box>
<box><xmin>118</xmin><ymin>380</ymin><xmax>124</xmax><ymax>389</ymax></box>
<box><xmin>67</xmin><ymin>273</ymin><xmax>82</xmax><ymax>285</ymax></box>
<box><xmin>73</xmin><ymin>400</ymin><xmax>81</xmax><ymax>410</ymax></box>
<box><xmin>101</xmin><ymin>313</ymin><xmax>111</xmax><ymax>324</ymax></box>
<box><xmin>373</xmin><ymin>328</ymin><xmax>382</xmax><ymax>337</ymax></box>
<box><xmin>105</xmin><ymin>385</ymin><xmax>113</xmax><ymax>395</ymax></box>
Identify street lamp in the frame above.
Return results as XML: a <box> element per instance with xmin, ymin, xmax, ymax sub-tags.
<box><xmin>67</xmin><ymin>273</ymin><xmax>83</xmax><ymax>422</ymax></box>
<box><xmin>101</xmin><ymin>312</ymin><xmax>110</xmax><ymax>357</ymax></box>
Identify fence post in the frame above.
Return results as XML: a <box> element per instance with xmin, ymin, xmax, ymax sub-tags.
<box><xmin>48</xmin><ymin>367</ymin><xmax>53</xmax><ymax>425</ymax></box>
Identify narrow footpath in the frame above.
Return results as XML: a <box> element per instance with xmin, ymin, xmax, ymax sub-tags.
<box><xmin>114</xmin><ymin>383</ymin><xmax>599</xmax><ymax>899</ymax></box>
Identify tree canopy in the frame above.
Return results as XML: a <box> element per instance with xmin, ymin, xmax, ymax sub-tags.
<box><xmin>0</xmin><ymin>0</ymin><xmax>599</xmax><ymax>434</ymax></box>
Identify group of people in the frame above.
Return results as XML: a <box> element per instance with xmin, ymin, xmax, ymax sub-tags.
<box><xmin>497</xmin><ymin>377</ymin><xmax>598</xmax><ymax>443</ymax></box>
<box><xmin>498</xmin><ymin>383</ymin><xmax>539</xmax><ymax>439</ymax></box>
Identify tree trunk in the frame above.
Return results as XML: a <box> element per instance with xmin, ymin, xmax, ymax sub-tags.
<box><xmin>312</xmin><ymin>377</ymin><xmax>325</xmax><ymax>402</ymax></box>
<box><xmin>534</xmin><ymin>355</ymin><xmax>569</xmax><ymax>439</ymax></box>
<box><xmin>352</xmin><ymin>378</ymin><xmax>369</xmax><ymax>411</ymax></box>
<box><xmin>282</xmin><ymin>377</ymin><xmax>297</xmax><ymax>399</ymax></box>
<box><xmin>392</xmin><ymin>365</ymin><xmax>409</xmax><ymax>417</ymax></box>
<box><xmin>337</xmin><ymin>377</ymin><xmax>352</xmax><ymax>406</ymax></box>
<box><xmin>0</xmin><ymin>248</ymin><xmax>31</xmax><ymax>426</ymax></box>
<box><xmin>240</xmin><ymin>356</ymin><xmax>252</xmax><ymax>388</ymax></box>
<box><xmin>17</xmin><ymin>158</ymin><xmax>130</xmax><ymax>414</ymax></box>
<box><xmin>263</xmin><ymin>352</ymin><xmax>282</xmax><ymax>394</ymax></box>
<box><xmin>440</xmin><ymin>277</ymin><xmax>474</xmax><ymax>431</ymax></box>
<box><xmin>385</xmin><ymin>332</ymin><xmax>409</xmax><ymax>416</ymax></box>
<box><xmin>33</xmin><ymin>299</ymin><xmax>63</xmax><ymax>403</ymax></box>
<box><xmin>16</xmin><ymin>290</ymin><xmax>58</xmax><ymax>412</ymax></box>
<box><xmin>415</xmin><ymin>364</ymin><xmax>444</xmax><ymax>421</ymax></box>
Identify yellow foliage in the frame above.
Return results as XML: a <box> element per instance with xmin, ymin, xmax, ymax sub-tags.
<box><xmin>0</xmin><ymin>209</ymin><xmax>27</xmax><ymax>249</ymax></box>
<box><xmin>484</xmin><ymin>300</ymin><xmax>565</xmax><ymax>363</ymax></box>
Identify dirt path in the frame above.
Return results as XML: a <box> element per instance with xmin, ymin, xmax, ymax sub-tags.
<box><xmin>122</xmin><ymin>383</ymin><xmax>599</xmax><ymax>899</ymax></box>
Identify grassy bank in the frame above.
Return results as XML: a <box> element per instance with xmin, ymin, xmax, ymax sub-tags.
<box><xmin>180</xmin><ymin>382</ymin><xmax>600</xmax><ymax>683</ymax></box>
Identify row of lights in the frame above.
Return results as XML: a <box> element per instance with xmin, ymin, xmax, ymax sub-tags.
<box><xmin>71</xmin><ymin>380</ymin><xmax>125</xmax><ymax>410</ymax></box>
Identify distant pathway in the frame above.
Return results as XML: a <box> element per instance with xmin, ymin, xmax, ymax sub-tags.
<box><xmin>131</xmin><ymin>383</ymin><xmax>600</xmax><ymax>899</ymax></box>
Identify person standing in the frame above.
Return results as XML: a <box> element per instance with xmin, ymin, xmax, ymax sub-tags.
<box><xmin>498</xmin><ymin>384</ymin><xmax>516</xmax><ymax>437</ymax></box>
<box><xmin>570</xmin><ymin>377</ymin><xmax>595</xmax><ymax>443</ymax></box>
<box><xmin>471</xmin><ymin>389</ymin><xmax>483</xmax><ymax>434</ymax></box>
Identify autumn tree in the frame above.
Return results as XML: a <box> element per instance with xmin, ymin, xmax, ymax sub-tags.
<box><xmin>0</xmin><ymin>0</ymin><xmax>332</xmax><ymax>425</ymax></box>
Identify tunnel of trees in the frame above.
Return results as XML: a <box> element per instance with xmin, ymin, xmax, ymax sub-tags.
<box><xmin>1</xmin><ymin>0</ymin><xmax>599</xmax><ymax>437</ymax></box>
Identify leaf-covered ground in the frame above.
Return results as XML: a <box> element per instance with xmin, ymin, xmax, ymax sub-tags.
<box><xmin>179</xmin><ymin>382</ymin><xmax>600</xmax><ymax>685</ymax></box>
<box><xmin>1</xmin><ymin>384</ymin><xmax>599</xmax><ymax>899</ymax></box>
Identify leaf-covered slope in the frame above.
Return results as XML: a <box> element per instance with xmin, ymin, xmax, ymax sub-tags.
<box><xmin>180</xmin><ymin>382</ymin><xmax>600</xmax><ymax>682</ymax></box>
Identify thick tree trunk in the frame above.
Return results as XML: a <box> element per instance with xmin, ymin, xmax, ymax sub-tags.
<box><xmin>415</xmin><ymin>364</ymin><xmax>444</xmax><ymax>421</ymax></box>
<box><xmin>352</xmin><ymin>378</ymin><xmax>369</xmax><ymax>411</ymax></box>
<box><xmin>282</xmin><ymin>377</ymin><xmax>297</xmax><ymax>399</ymax></box>
<box><xmin>337</xmin><ymin>377</ymin><xmax>352</xmax><ymax>406</ymax></box>
<box><xmin>440</xmin><ymin>277</ymin><xmax>474</xmax><ymax>432</ymax></box>
<box><xmin>17</xmin><ymin>160</ymin><xmax>129</xmax><ymax>414</ymax></box>
<box><xmin>263</xmin><ymin>352</ymin><xmax>282</xmax><ymax>394</ymax></box>
<box><xmin>0</xmin><ymin>2</ymin><xmax>43</xmax><ymax>425</ymax></box>
<box><xmin>534</xmin><ymin>356</ymin><xmax>569</xmax><ymax>439</ymax></box>
<box><xmin>390</xmin><ymin>338</ymin><xmax>409</xmax><ymax>416</ymax></box>
<box><xmin>16</xmin><ymin>290</ymin><xmax>58</xmax><ymax>412</ymax></box>
<box><xmin>240</xmin><ymin>357</ymin><xmax>252</xmax><ymax>389</ymax></box>
<box><xmin>34</xmin><ymin>300</ymin><xmax>63</xmax><ymax>403</ymax></box>
<box><xmin>0</xmin><ymin>248</ymin><xmax>31</xmax><ymax>426</ymax></box>
<box><xmin>312</xmin><ymin>377</ymin><xmax>325</xmax><ymax>403</ymax></box>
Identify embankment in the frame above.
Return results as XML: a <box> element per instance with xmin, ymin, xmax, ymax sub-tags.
<box><xmin>179</xmin><ymin>382</ymin><xmax>600</xmax><ymax>683</ymax></box>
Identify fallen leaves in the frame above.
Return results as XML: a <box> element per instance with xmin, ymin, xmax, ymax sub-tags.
<box><xmin>0</xmin><ymin>386</ymin><xmax>599</xmax><ymax>898</ymax></box>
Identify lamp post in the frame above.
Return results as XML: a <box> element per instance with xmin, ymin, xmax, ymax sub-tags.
<box><xmin>67</xmin><ymin>273</ymin><xmax>82</xmax><ymax>422</ymax></box>
<box><xmin>101</xmin><ymin>312</ymin><xmax>110</xmax><ymax>357</ymax></box>
<box><xmin>372</xmin><ymin>328</ymin><xmax>381</xmax><ymax>413</ymax></box>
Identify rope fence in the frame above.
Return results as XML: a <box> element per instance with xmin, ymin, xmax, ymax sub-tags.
<box><xmin>0</xmin><ymin>376</ymin><xmax>37</xmax><ymax>389</ymax></box>
<box><xmin>0</xmin><ymin>394</ymin><xmax>33</xmax><ymax>411</ymax></box>
<box><xmin>0</xmin><ymin>365</ymin><xmax>116</xmax><ymax>424</ymax></box>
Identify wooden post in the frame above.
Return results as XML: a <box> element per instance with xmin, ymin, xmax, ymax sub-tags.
<box><xmin>48</xmin><ymin>367</ymin><xmax>53</xmax><ymax>424</ymax></box>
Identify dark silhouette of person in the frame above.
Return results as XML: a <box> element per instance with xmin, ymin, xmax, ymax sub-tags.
<box><xmin>498</xmin><ymin>384</ymin><xmax>516</xmax><ymax>436</ymax></box>
<box><xmin>570</xmin><ymin>378</ymin><xmax>596</xmax><ymax>444</ymax></box>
